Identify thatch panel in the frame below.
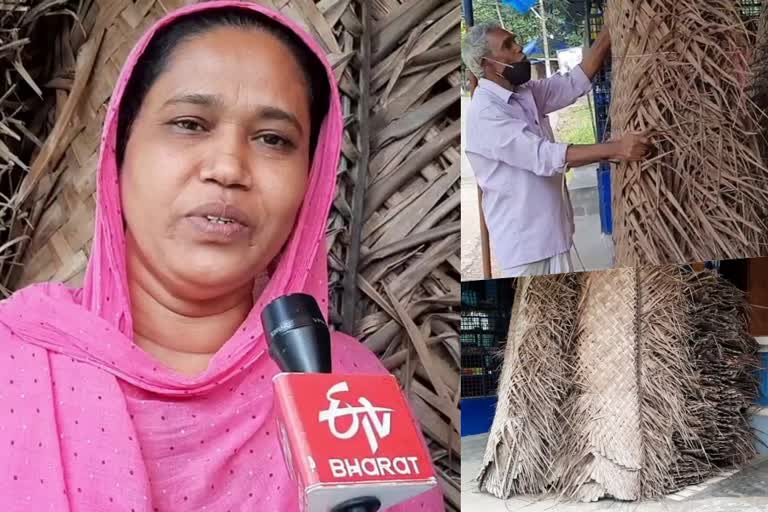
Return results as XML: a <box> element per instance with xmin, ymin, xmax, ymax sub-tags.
<box><xmin>755</xmin><ymin>2</ymin><xmax>768</xmax><ymax>158</ymax></box>
<box><xmin>335</xmin><ymin>1</ymin><xmax>460</xmax><ymax>505</ymax></box>
<box><xmin>480</xmin><ymin>267</ymin><xmax>759</xmax><ymax>503</ymax></box>
<box><xmin>609</xmin><ymin>0</ymin><xmax>768</xmax><ymax>266</ymax></box>
<box><xmin>478</xmin><ymin>275</ymin><xmax>581</xmax><ymax>498</ymax></box>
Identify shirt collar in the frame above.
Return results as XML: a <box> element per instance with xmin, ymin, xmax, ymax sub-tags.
<box><xmin>478</xmin><ymin>78</ymin><xmax>516</xmax><ymax>103</ymax></box>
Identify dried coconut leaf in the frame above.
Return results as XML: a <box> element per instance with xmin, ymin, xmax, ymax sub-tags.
<box><xmin>609</xmin><ymin>0</ymin><xmax>768</xmax><ymax>266</ymax></box>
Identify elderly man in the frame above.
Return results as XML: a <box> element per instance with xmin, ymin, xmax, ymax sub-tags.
<box><xmin>462</xmin><ymin>24</ymin><xmax>651</xmax><ymax>277</ymax></box>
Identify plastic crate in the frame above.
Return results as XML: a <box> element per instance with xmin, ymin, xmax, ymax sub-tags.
<box><xmin>587</xmin><ymin>0</ymin><xmax>612</xmax><ymax>143</ymax></box>
<box><xmin>461</xmin><ymin>281</ymin><xmax>514</xmax><ymax>398</ymax></box>
<box><xmin>461</xmin><ymin>287</ymin><xmax>479</xmax><ymax>308</ymax></box>
<box><xmin>460</xmin><ymin>371</ymin><xmax>501</xmax><ymax>399</ymax></box>
<box><xmin>587</xmin><ymin>0</ymin><xmax>614</xmax><ymax>234</ymax></box>
<box><xmin>461</xmin><ymin>311</ymin><xmax>501</xmax><ymax>335</ymax></box>
<box><xmin>740</xmin><ymin>0</ymin><xmax>763</xmax><ymax>20</ymax></box>
<box><xmin>462</xmin><ymin>374</ymin><xmax>486</xmax><ymax>398</ymax></box>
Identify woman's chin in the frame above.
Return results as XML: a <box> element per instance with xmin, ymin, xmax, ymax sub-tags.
<box><xmin>166</xmin><ymin>247</ymin><xmax>264</xmax><ymax>292</ymax></box>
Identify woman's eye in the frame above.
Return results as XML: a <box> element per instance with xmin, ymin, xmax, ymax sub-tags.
<box><xmin>173</xmin><ymin>119</ymin><xmax>205</xmax><ymax>132</ymax></box>
<box><xmin>259</xmin><ymin>133</ymin><xmax>292</xmax><ymax>148</ymax></box>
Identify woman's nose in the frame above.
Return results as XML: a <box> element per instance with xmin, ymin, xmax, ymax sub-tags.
<box><xmin>199</xmin><ymin>134</ymin><xmax>252</xmax><ymax>190</ymax></box>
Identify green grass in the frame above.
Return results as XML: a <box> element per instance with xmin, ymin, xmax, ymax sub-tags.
<box><xmin>555</xmin><ymin>97</ymin><xmax>597</xmax><ymax>146</ymax></box>
<box><xmin>556</xmin><ymin>97</ymin><xmax>598</xmax><ymax>182</ymax></box>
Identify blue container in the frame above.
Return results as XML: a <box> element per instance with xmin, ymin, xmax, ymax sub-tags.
<box><xmin>461</xmin><ymin>396</ymin><xmax>498</xmax><ymax>437</ymax></box>
<box><xmin>597</xmin><ymin>163</ymin><xmax>613</xmax><ymax>235</ymax></box>
<box><xmin>500</xmin><ymin>0</ymin><xmax>537</xmax><ymax>13</ymax></box>
<box><xmin>752</xmin><ymin>415</ymin><xmax>768</xmax><ymax>455</ymax></box>
<box><xmin>758</xmin><ymin>352</ymin><xmax>768</xmax><ymax>406</ymax></box>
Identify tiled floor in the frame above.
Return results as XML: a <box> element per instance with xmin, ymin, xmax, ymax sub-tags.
<box><xmin>462</xmin><ymin>433</ymin><xmax>768</xmax><ymax>512</ymax></box>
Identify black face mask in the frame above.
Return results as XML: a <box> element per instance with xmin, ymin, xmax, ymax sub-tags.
<box><xmin>488</xmin><ymin>58</ymin><xmax>531</xmax><ymax>86</ymax></box>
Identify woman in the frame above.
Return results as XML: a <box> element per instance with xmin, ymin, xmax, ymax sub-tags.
<box><xmin>0</xmin><ymin>2</ymin><xmax>444</xmax><ymax>510</ymax></box>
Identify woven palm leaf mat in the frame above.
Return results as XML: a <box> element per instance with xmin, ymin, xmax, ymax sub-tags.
<box><xmin>607</xmin><ymin>0</ymin><xmax>768</xmax><ymax>267</ymax></box>
<box><xmin>478</xmin><ymin>266</ymin><xmax>760</xmax><ymax>503</ymax></box>
<box><xmin>557</xmin><ymin>268</ymin><xmax>645</xmax><ymax>501</ymax></box>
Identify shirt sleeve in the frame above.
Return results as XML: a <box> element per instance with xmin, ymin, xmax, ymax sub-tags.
<box><xmin>528</xmin><ymin>63</ymin><xmax>593</xmax><ymax>115</ymax></box>
<box><xmin>465</xmin><ymin>108</ymin><xmax>570</xmax><ymax>177</ymax></box>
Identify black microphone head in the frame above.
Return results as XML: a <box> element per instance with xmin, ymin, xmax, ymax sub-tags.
<box><xmin>261</xmin><ymin>293</ymin><xmax>332</xmax><ymax>373</ymax></box>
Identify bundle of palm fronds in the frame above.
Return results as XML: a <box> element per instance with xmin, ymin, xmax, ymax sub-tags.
<box><xmin>478</xmin><ymin>266</ymin><xmax>759</xmax><ymax>502</ymax></box>
<box><xmin>754</xmin><ymin>1</ymin><xmax>768</xmax><ymax>158</ymax></box>
<box><xmin>678</xmin><ymin>271</ymin><xmax>761</xmax><ymax>479</ymax></box>
<box><xmin>0</xmin><ymin>0</ymin><xmax>78</xmax><ymax>296</ymax></box>
<box><xmin>477</xmin><ymin>274</ymin><xmax>581</xmax><ymax>497</ymax></box>
<box><xmin>608</xmin><ymin>0</ymin><xmax>768</xmax><ymax>267</ymax></box>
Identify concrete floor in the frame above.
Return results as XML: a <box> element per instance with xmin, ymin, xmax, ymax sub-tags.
<box><xmin>461</xmin><ymin>96</ymin><xmax>614</xmax><ymax>281</ymax></box>
<box><xmin>462</xmin><ymin>433</ymin><xmax>768</xmax><ymax>512</ymax></box>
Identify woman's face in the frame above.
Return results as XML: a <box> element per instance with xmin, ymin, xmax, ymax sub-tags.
<box><xmin>120</xmin><ymin>26</ymin><xmax>312</xmax><ymax>299</ymax></box>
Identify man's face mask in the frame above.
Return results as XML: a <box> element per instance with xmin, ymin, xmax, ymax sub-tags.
<box><xmin>487</xmin><ymin>58</ymin><xmax>531</xmax><ymax>86</ymax></box>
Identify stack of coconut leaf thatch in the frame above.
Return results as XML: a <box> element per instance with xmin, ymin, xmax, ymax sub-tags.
<box><xmin>478</xmin><ymin>266</ymin><xmax>759</xmax><ymax>503</ymax></box>
<box><xmin>608</xmin><ymin>0</ymin><xmax>768</xmax><ymax>267</ymax></box>
<box><xmin>0</xmin><ymin>0</ymin><xmax>460</xmax><ymax>509</ymax></box>
<box><xmin>754</xmin><ymin>1</ymin><xmax>768</xmax><ymax>158</ymax></box>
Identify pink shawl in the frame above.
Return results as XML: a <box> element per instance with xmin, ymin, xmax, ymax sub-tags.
<box><xmin>0</xmin><ymin>2</ymin><xmax>443</xmax><ymax>510</ymax></box>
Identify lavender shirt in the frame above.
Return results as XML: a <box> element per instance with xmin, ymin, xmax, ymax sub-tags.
<box><xmin>464</xmin><ymin>65</ymin><xmax>593</xmax><ymax>268</ymax></box>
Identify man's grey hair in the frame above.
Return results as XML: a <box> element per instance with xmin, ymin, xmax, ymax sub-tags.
<box><xmin>462</xmin><ymin>22</ymin><xmax>501</xmax><ymax>78</ymax></box>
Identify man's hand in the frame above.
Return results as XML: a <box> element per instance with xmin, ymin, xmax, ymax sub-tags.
<box><xmin>565</xmin><ymin>132</ymin><xmax>652</xmax><ymax>168</ymax></box>
<box><xmin>610</xmin><ymin>133</ymin><xmax>652</xmax><ymax>162</ymax></box>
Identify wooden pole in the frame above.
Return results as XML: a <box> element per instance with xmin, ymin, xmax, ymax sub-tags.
<box><xmin>539</xmin><ymin>0</ymin><xmax>552</xmax><ymax>77</ymax></box>
<box><xmin>464</xmin><ymin>0</ymin><xmax>492</xmax><ymax>279</ymax></box>
<box><xmin>478</xmin><ymin>186</ymin><xmax>492</xmax><ymax>278</ymax></box>
<box><xmin>342</xmin><ymin>0</ymin><xmax>371</xmax><ymax>334</ymax></box>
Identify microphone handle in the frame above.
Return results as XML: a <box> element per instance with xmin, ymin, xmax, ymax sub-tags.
<box><xmin>330</xmin><ymin>496</ymin><xmax>381</xmax><ymax>512</ymax></box>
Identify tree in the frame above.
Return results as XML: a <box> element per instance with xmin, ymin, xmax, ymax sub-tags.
<box><xmin>461</xmin><ymin>1</ymin><xmax>588</xmax><ymax>92</ymax></box>
<box><xmin>464</xmin><ymin>0</ymin><xmax>585</xmax><ymax>48</ymax></box>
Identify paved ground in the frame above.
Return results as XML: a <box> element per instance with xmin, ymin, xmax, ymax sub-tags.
<box><xmin>462</xmin><ymin>433</ymin><xmax>768</xmax><ymax>512</ymax></box>
<box><xmin>461</xmin><ymin>96</ymin><xmax>614</xmax><ymax>281</ymax></box>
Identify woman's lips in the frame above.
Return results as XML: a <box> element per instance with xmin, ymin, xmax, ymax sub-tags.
<box><xmin>183</xmin><ymin>202</ymin><xmax>253</xmax><ymax>243</ymax></box>
<box><xmin>187</xmin><ymin>203</ymin><xmax>252</xmax><ymax>227</ymax></box>
<box><xmin>184</xmin><ymin>216</ymin><xmax>251</xmax><ymax>242</ymax></box>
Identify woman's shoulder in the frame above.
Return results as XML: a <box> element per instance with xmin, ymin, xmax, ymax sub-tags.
<box><xmin>0</xmin><ymin>281</ymin><xmax>80</xmax><ymax>352</ymax></box>
<box><xmin>0</xmin><ymin>281</ymin><xmax>81</xmax><ymax>319</ymax></box>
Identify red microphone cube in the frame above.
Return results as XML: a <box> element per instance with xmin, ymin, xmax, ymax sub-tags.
<box><xmin>272</xmin><ymin>373</ymin><xmax>438</xmax><ymax>511</ymax></box>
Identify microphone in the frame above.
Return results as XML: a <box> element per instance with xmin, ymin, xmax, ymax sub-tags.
<box><xmin>262</xmin><ymin>293</ymin><xmax>332</xmax><ymax>374</ymax></box>
<box><xmin>262</xmin><ymin>294</ymin><xmax>437</xmax><ymax>512</ymax></box>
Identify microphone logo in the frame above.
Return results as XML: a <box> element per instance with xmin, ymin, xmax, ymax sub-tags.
<box><xmin>318</xmin><ymin>381</ymin><xmax>394</xmax><ymax>454</ymax></box>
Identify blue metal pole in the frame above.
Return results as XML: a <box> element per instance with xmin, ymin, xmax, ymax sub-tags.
<box><xmin>462</xmin><ymin>0</ymin><xmax>474</xmax><ymax>26</ymax></box>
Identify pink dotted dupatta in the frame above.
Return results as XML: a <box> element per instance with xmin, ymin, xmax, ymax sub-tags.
<box><xmin>0</xmin><ymin>2</ymin><xmax>443</xmax><ymax>511</ymax></box>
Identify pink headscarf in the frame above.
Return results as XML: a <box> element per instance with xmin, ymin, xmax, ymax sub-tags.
<box><xmin>0</xmin><ymin>2</ymin><xmax>443</xmax><ymax>510</ymax></box>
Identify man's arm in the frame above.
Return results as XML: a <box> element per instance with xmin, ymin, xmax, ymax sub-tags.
<box><xmin>565</xmin><ymin>143</ymin><xmax>616</xmax><ymax>168</ymax></box>
<box><xmin>567</xmin><ymin>134</ymin><xmax>651</xmax><ymax>167</ymax></box>
<box><xmin>466</xmin><ymin>111</ymin><xmax>651</xmax><ymax>176</ymax></box>
<box><xmin>528</xmin><ymin>65</ymin><xmax>593</xmax><ymax>115</ymax></box>
<box><xmin>528</xmin><ymin>27</ymin><xmax>612</xmax><ymax>114</ymax></box>
<box><xmin>581</xmin><ymin>27</ymin><xmax>611</xmax><ymax>80</ymax></box>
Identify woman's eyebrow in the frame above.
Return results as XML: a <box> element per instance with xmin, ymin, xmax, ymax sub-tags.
<box><xmin>162</xmin><ymin>93</ymin><xmax>304</xmax><ymax>134</ymax></box>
